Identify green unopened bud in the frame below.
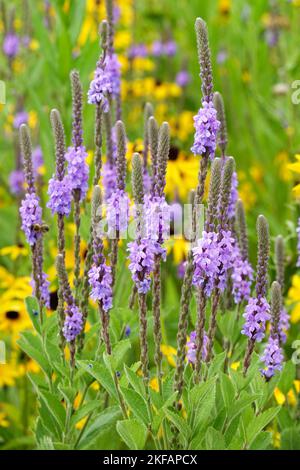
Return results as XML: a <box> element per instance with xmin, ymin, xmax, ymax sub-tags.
<box><xmin>271</xmin><ymin>281</ymin><xmax>282</xmax><ymax>336</ymax></box>
<box><xmin>156</xmin><ymin>122</ymin><xmax>170</xmax><ymax>197</ymax></box>
<box><xmin>91</xmin><ymin>185</ymin><xmax>102</xmax><ymax>228</ymax></box>
<box><xmin>50</xmin><ymin>109</ymin><xmax>66</xmax><ymax>181</ymax></box>
<box><xmin>132</xmin><ymin>153</ymin><xmax>144</xmax><ymax>205</ymax></box>
<box><xmin>195</xmin><ymin>17</ymin><xmax>213</xmax><ymax>100</ymax></box>
<box><xmin>206</xmin><ymin>158</ymin><xmax>222</xmax><ymax>229</ymax></box>
<box><xmin>116</xmin><ymin>120</ymin><xmax>127</xmax><ymax>190</ymax></box>
<box><xmin>236</xmin><ymin>199</ymin><xmax>249</xmax><ymax>260</ymax></box>
<box><xmin>19</xmin><ymin>124</ymin><xmax>34</xmax><ymax>190</ymax></box>
<box><xmin>148</xmin><ymin>116</ymin><xmax>159</xmax><ymax>178</ymax></box>
<box><xmin>213</xmin><ymin>92</ymin><xmax>228</xmax><ymax>156</ymax></box>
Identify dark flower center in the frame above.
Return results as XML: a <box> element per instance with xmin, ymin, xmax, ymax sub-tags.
<box><xmin>49</xmin><ymin>290</ymin><xmax>58</xmax><ymax>311</ymax></box>
<box><xmin>5</xmin><ymin>310</ymin><xmax>20</xmax><ymax>320</ymax></box>
<box><xmin>169</xmin><ymin>146</ymin><xmax>179</xmax><ymax>161</ymax></box>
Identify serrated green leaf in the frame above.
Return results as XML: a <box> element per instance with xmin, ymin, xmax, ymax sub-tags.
<box><xmin>116</xmin><ymin>419</ymin><xmax>148</xmax><ymax>450</ymax></box>
<box><xmin>25</xmin><ymin>296</ymin><xmax>41</xmax><ymax>334</ymax></box>
<box><xmin>246</xmin><ymin>407</ymin><xmax>280</xmax><ymax>447</ymax></box>
<box><xmin>120</xmin><ymin>387</ymin><xmax>149</xmax><ymax>425</ymax></box>
<box><xmin>220</xmin><ymin>372</ymin><xmax>236</xmax><ymax>409</ymax></box>
<box><xmin>205</xmin><ymin>427</ymin><xmax>226</xmax><ymax>450</ymax></box>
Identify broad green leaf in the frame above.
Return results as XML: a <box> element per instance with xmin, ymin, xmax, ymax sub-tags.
<box><xmin>249</xmin><ymin>431</ymin><xmax>272</xmax><ymax>450</ymax></box>
<box><xmin>124</xmin><ymin>363</ymin><xmax>144</xmax><ymax>396</ymax></box>
<box><xmin>281</xmin><ymin>427</ymin><xmax>300</xmax><ymax>450</ymax></box>
<box><xmin>277</xmin><ymin>361</ymin><xmax>296</xmax><ymax>395</ymax></box>
<box><xmin>17</xmin><ymin>332</ymin><xmax>51</xmax><ymax>377</ymax></box>
<box><xmin>78</xmin><ymin>406</ymin><xmax>121</xmax><ymax>449</ymax></box>
<box><xmin>111</xmin><ymin>339</ymin><xmax>131</xmax><ymax>370</ymax></box>
<box><xmin>70</xmin><ymin>401</ymin><xmax>100</xmax><ymax>427</ymax></box>
<box><xmin>205</xmin><ymin>427</ymin><xmax>226</xmax><ymax>450</ymax></box>
<box><xmin>116</xmin><ymin>419</ymin><xmax>148</xmax><ymax>450</ymax></box>
<box><xmin>39</xmin><ymin>390</ymin><xmax>66</xmax><ymax>430</ymax></box>
<box><xmin>246</xmin><ymin>407</ymin><xmax>280</xmax><ymax>447</ymax></box>
<box><xmin>77</xmin><ymin>360</ymin><xmax>118</xmax><ymax>401</ymax></box>
<box><xmin>220</xmin><ymin>373</ymin><xmax>236</xmax><ymax>409</ymax></box>
<box><xmin>164</xmin><ymin>409</ymin><xmax>190</xmax><ymax>445</ymax></box>
<box><xmin>120</xmin><ymin>387</ymin><xmax>149</xmax><ymax>425</ymax></box>
<box><xmin>25</xmin><ymin>296</ymin><xmax>41</xmax><ymax>334</ymax></box>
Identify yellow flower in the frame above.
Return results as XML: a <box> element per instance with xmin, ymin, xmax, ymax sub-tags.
<box><xmin>218</xmin><ymin>0</ymin><xmax>231</xmax><ymax>16</ymax></box>
<box><xmin>273</xmin><ymin>430</ymin><xmax>281</xmax><ymax>449</ymax></box>
<box><xmin>292</xmin><ymin>0</ymin><xmax>300</xmax><ymax>5</ymax></box>
<box><xmin>29</xmin><ymin>39</ymin><xmax>39</xmax><ymax>51</ymax></box>
<box><xmin>76</xmin><ymin>416</ymin><xmax>88</xmax><ymax>430</ymax></box>
<box><xmin>28</xmin><ymin>110</ymin><xmax>38</xmax><ymax>129</ymax></box>
<box><xmin>230</xmin><ymin>361</ymin><xmax>240</xmax><ymax>371</ymax></box>
<box><xmin>115</xmin><ymin>31</ymin><xmax>131</xmax><ymax>50</ymax></box>
<box><xmin>274</xmin><ymin>387</ymin><xmax>286</xmax><ymax>405</ymax></box>
<box><xmin>242</xmin><ymin>70</ymin><xmax>251</xmax><ymax>84</ymax></box>
<box><xmin>238</xmin><ymin>172</ymin><xmax>257</xmax><ymax>211</ymax></box>
<box><xmin>150</xmin><ymin>377</ymin><xmax>159</xmax><ymax>392</ymax></box>
<box><xmin>161</xmin><ymin>344</ymin><xmax>176</xmax><ymax>367</ymax></box>
<box><xmin>287</xmin><ymin>389</ymin><xmax>297</xmax><ymax>407</ymax></box>
<box><xmin>12</xmin><ymin>59</ymin><xmax>24</xmax><ymax>73</ymax></box>
<box><xmin>0</xmin><ymin>362</ymin><xmax>18</xmax><ymax>387</ymax></box>
<box><xmin>0</xmin><ymin>245</ymin><xmax>29</xmax><ymax>261</ymax></box>
<box><xmin>165</xmin><ymin>151</ymin><xmax>199</xmax><ymax>200</ymax></box>
<box><xmin>131</xmin><ymin>57</ymin><xmax>155</xmax><ymax>72</ymax></box>
<box><xmin>287</xmin><ymin>275</ymin><xmax>300</xmax><ymax>323</ymax></box>
<box><xmin>249</xmin><ymin>165</ymin><xmax>264</xmax><ymax>184</ymax></box>
<box><xmin>169</xmin><ymin>111</ymin><xmax>194</xmax><ymax>142</ymax></box>
<box><xmin>0</xmin><ymin>411</ymin><xmax>9</xmax><ymax>428</ymax></box>
<box><xmin>275</xmin><ymin>151</ymin><xmax>292</xmax><ymax>182</ymax></box>
<box><xmin>167</xmin><ymin>238</ymin><xmax>189</xmax><ymax>264</ymax></box>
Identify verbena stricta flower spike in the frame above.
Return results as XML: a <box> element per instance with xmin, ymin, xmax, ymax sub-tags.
<box><xmin>260</xmin><ymin>281</ymin><xmax>283</xmax><ymax>380</ymax></box>
<box><xmin>148</xmin><ymin>116</ymin><xmax>159</xmax><ymax>194</ymax></box>
<box><xmin>19</xmin><ymin>124</ymin><xmax>50</xmax><ymax>316</ymax></box>
<box><xmin>243</xmin><ymin>215</ymin><xmax>271</xmax><ymax>375</ymax></box>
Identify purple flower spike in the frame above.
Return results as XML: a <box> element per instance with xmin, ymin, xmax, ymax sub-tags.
<box><xmin>191</xmin><ymin>100</ymin><xmax>220</xmax><ymax>159</ymax></box>
<box><xmin>107</xmin><ymin>189</ymin><xmax>129</xmax><ymax>236</ymax></box>
<box><xmin>19</xmin><ymin>192</ymin><xmax>42</xmax><ymax>245</ymax></box>
<box><xmin>9</xmin><ymin>170</ymin><xmax>24</xmax><ymax>195</ymax></box>
<box><xmin>13</xmin><ymin>111</ymin><xmax>28</xmax><ymax>129</ymax></box>
<box><xmin>88</xmin><ymin>263</ymin><xmax>113</xmax><ymax>312</ymax></box>
<box><xmin>128</xmin><ymin>239</ymin><xmax>155</xmax><ymax>294</ymax></box>
<box><xmin>192</xmin><ymin>231</ymin><xmax>220</xmax><ymax>296</ymax></box>
<box><xmin>242</xmin><ymin>297</ymin><xmax>271</xmax><ymax>342</ymax></box>
<box><xmin>102</xmin><ymin>161</ymin><xmax>117</xmax><ymax>201</ymax></box>
<box><xmin>65</xmin><ymin>146</ymin><xmax>89</xmax><ymax>199</ymax></box>
<box><xmin>278</xmin><ymin>307</ymin><xmax>289</xmax><ymax>344</ymax></box>
<box><xmin>63</xmin><ymin>304</ymin><xmax>83</xmax><ymax>342</ymax></box>
<box><xmin>30</xmin><ymin>273</ymin><xmax>50</xmax><ymax>309</ymax></box>
<box><xmin>176</xmin><ymin>70</ymin><xmax>191</xmax><ymax>88</ymax></box>
<box><xmin>231</xmin><ymin>246</ymin><xmax>253</xmax><ymax>304</ymax></box>
<box><xmin>260</xmin><ymin>336</ymin><xmax>283</xmax><ymax>379</ymax></box>
<box><xmin>3</xmin><ymin>33</ymin><xmax>19</xmax><ymax>58</ymax></box>
<box><xmin>47</xmin><ymin>175</ymin><xmax>72</xmax><ymax>216</ymax></box>
<box><xmin>227</xmin><ymin>171</ymin><xmax>238</xmax><ymax>219</ymax></box>
<box><xmin>187</xmin><ymin>330</ymin><xmax>208</xmax><ymax>363</ymax></box>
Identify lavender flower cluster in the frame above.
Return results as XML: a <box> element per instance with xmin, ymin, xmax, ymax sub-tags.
<box><xmin>191</xmin><ymin>100</ymin><xmax>220</xmax><ymax>159</ymax></box>
<box><xmin>65</xmin><ymin>146</ymin><xmax>89</xmax><ymax>199</ymax></box>
<box><xmin>19</xmin><ymin>192</ymin><xmax>43</xmax><ymax>246</ymax></box>
<box><xmin>88</xmin><ymin>263</ymin><xmax>113</xmax><ymax>312</ymax></box>
<box><xmin>88</xmin><ymin>54</ymin><xmax>121</xmax><ymax>111</ymax></box>
<box><xmin>128</xmin><ymin>239</ymin><xmax>156</xmax><ymax>294</ymax></box>
<box><xmin>260</xmin><ymin>336</ymin><xmax>283</xmax><ymax>379</ymax></box>
<box><xmin>47</xmin><ymin>176</ymin><xmax>72</xmax><ymax>216</ymax></box>
<box><xmin>241</xmin><ymin>297</ymin><xmax>271</xmax><ymax>342</ymax></box>
<box><xmin>63</xmin><ymin>304</ymin><xmax>83</xmax><ymax>342</ymax></box>
<box><xmin>187</xmin><ymin>330</ymin><xmax>208</xmax><ymax>363</ymax></box>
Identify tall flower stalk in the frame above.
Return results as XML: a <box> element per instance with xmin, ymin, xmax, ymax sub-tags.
<box><xmin>205</xmin><ymin>157</ymin><xmax>235</xmax><ymax>363</ymax></box>
<box><xmin>19</xmin><ymin>124</ymin><xmax>50</xmax><ymax>322</ymax></box>
<box><xmin>243</xmin><ymin>215</ymin><xmax>271</xmax><ymax>375</ymax></box>
<box><xmin>128</xmin><ymin>153</ymin><xmax>154</xmax><ymax>389</ymax></box>
<box><xmin>48</xmin><ymin>109</ymin><xmax>71</xmax><ymax>350</ymax></box>
<box><xmin>108</xmin><ymin>120</ymin><xmax>129</xmax><ymax>288</ymax></box>
<box><xmin>192</xmin><ymin>157</ymin><xmax>222</xmax><ymax>381</ymax></box>
<box><xmin>150</xmin><ymin>121</ymin><xmax>170</xmax><ymax>394</ymax></box>
<box><xmin>88</xmin><ymin>186</ymin><xmax>113</xmax><ymax>352</ymax></box>
<box><xmin>67</xmin><ymin>70</ymin><xmax>89</xmax><ymax>299</ymax></box>
<box><xmin>56</xmin><ymin>254</ymin><xmax>83</xmax><ymax>368</ymax></box>
<box><xmin>174</xmin><ymin>17</ymin><xmax>220</xmax><ymax>404</ymax></box>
